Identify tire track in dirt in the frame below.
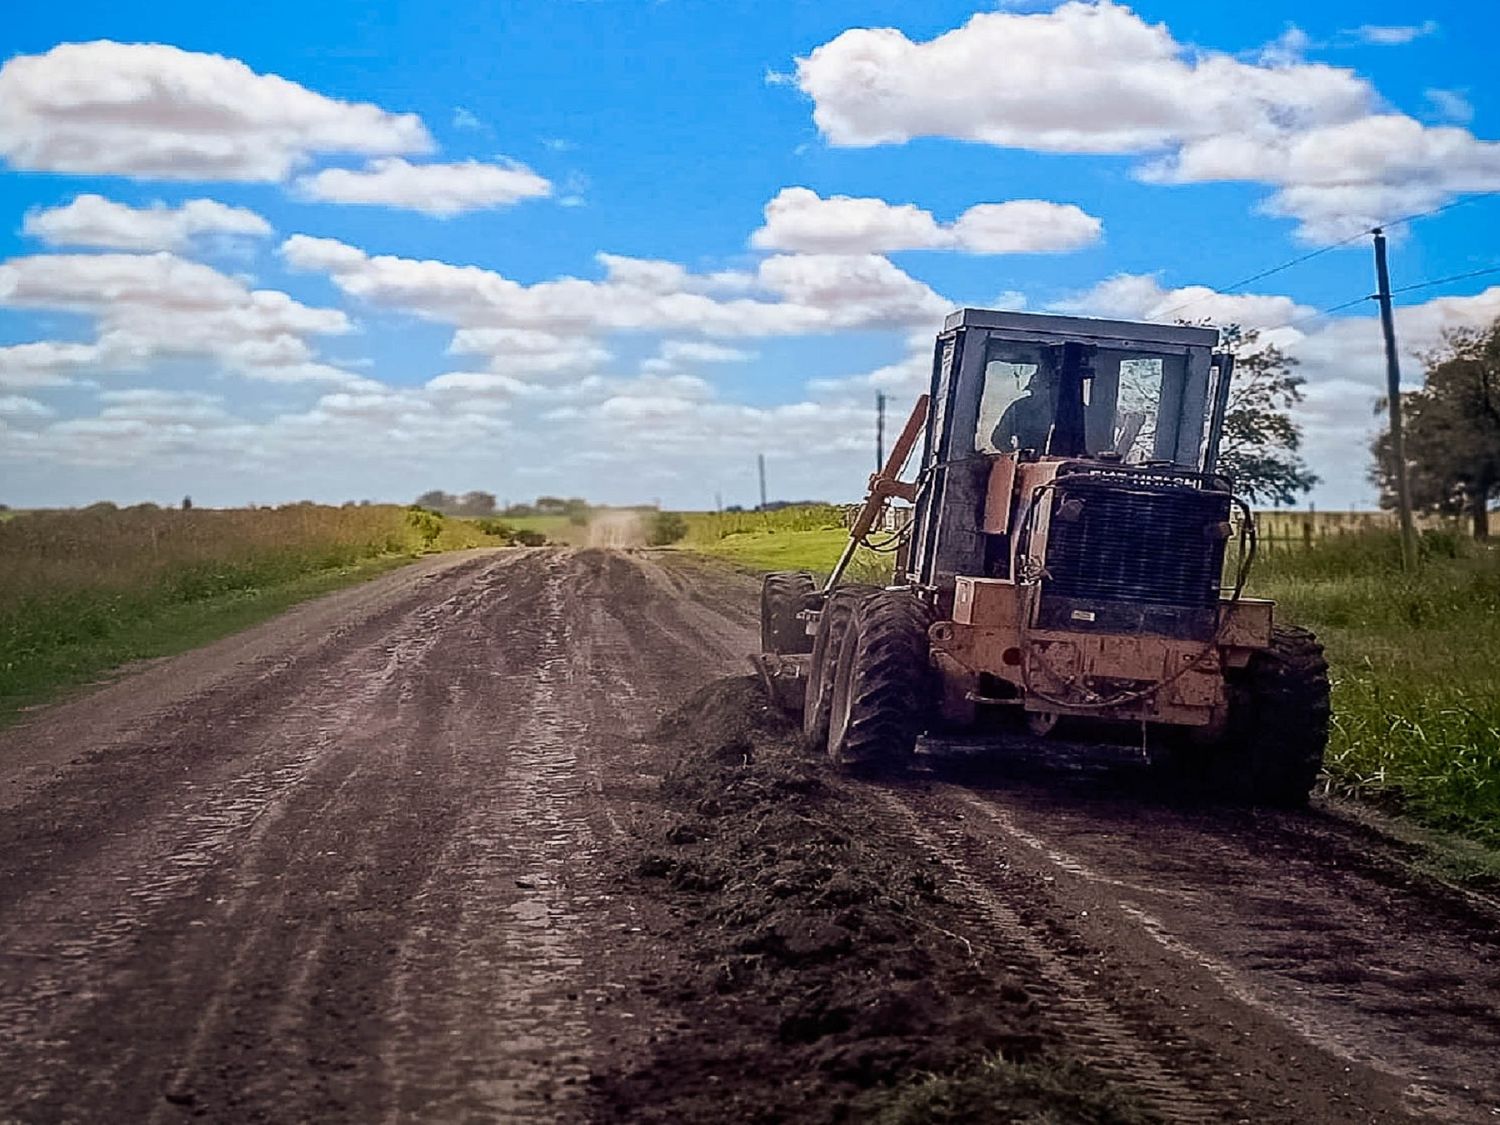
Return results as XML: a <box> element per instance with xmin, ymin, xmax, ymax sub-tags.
<box><xmin>0</xmin><ymin>551</ymin><xmax>540</xmax><ymax>1122</ymax></box>
<box><xmin>3</xmin><ymin>549</ymin><xmax>1495</xmax><ymax>1123</ymax></box>
<box><xmin>872</xmin><ymin>766</ymin><xmax>1500</xmax><ymax>1123</ymax></box>
<box><xmin>0</xmin><ymin>548</ymin><xmax>760</xmax><ymax>1123</ymax></box>
<box><xmin>867</xmin><ymin>788</ymin><xmax>1228</xmax><ymax>1123</ymax></box>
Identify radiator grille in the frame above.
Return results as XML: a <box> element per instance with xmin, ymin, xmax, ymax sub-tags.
<box><xmin>1043</xmin><ymin>479</ymin><xmax>1229</xmax><ymax>608</ymax></box>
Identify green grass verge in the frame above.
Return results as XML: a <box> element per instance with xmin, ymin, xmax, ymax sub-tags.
<box><xmin>0</xmin><ymin>552</ymin><xmax>428</xmax><ymax>725</ymax></box>
<box><xmin>679</xmin><ymin>507</ymin><xmax>895</xmax><ymax>585</ymax></box>
<box><xmin>0</xmin><ymin>504</ymin><xmax>514</xmax><ymax>725</ymax></box>
<box><xmin>502</xmin><ymin>514</ymin><xmax>584</xmax><ymax>541</ymax></box>
<box><xmin>684</xmin><ymin>508</ymin><xmax>1500</xmax><ymax>850</ymax></box>
<box><xmin>1250</xmin><ymin>532</ymin><xmax>1500</xmax><ymax>848</ymax></box>
<box><xmin>686</xmin><ymin>526</ymin><xmax>895</xmax><ymax>581</ymax></box>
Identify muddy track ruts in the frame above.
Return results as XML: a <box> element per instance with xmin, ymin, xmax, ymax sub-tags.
<box><xmin>859</xmin><ymin>758</ymin><xmax>1500</xmax><ymax>1123</ymax></box>
<box><xmin>0</xmin><ymin>548</ymin><xmax>757</xmax><ymax>1123</ymax></box>
<box><xmin>1</xmin><ymin>547</ymin><xmax>1496</xmax><ymax>1122</ymax></box>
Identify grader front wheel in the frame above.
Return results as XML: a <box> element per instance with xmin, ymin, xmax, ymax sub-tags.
<box><xmin>802</xmin><ymin>584</ymin><xmax>878</xmax><ymax>750</ymax></box>
<box><xmin>827</xmin><ymin>590</ymin><xmax>935</xmax><ymax>773</ymax></box>
<box><xmin>1213</xmin><ymin>626</ymin><xmax>1332</xmax><ymax>806</ymax></box>
<box><xmin>760</xmin><ymin>571</ymin><xmax>816</xmax><ymax>655</ymax></box>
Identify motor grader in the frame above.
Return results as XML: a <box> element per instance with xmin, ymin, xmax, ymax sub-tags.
<box><xmin>757</xmin><ymin>308</ymin><xmax>1330</xmax><ymax>804</ymax></box>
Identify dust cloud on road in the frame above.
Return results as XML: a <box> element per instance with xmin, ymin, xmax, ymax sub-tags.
<box><xmin>585</xmin><ymin>509</ymin><xmax>647</xmax><ymax>548</ymax></box>
<box><xmin>0</xmin><ymin>547</ymin><xmax>1495</xmax><ymax>1122</ymax></box>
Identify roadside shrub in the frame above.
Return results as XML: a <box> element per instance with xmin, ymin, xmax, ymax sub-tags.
<box><xmin>648</xmin><ymin>511</ymin><xmax>689</xmax><ymax>546</ymax></box>
<box><xmin>473</xmin><ymin>518</ymin><xmax>516</xmax><ymax>542</ymax></box>
<box><xmin>1419</xmin><ymin>527</ymin><xmax>1464</xmax><ymax>560</ymax></box>
<box><xmin>404</xmin><ymin>507</ymin><xmax>443</xmax><ymax>549</ymax></box>
<box><xmin>513</xmin><ymin>529</ymin><xmax>548</xmax><ymax>547</ymax></box>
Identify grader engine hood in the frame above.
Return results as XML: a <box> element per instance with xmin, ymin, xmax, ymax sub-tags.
<box><xmin>1029</xmin><ymin>466</ymin><xmax>1233</xmax><ymax>642</ymax></box>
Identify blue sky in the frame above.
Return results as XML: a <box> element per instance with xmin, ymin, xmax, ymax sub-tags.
<box><xmin>1</xmin><ymin>0</ymin><xmax>1497</xmax><ymax>509</ymax></box>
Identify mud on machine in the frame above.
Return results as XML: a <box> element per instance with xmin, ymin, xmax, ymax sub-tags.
<box><xmin>755</xmin><ymin>308</ymin><xmax>1330</xmax><ymax>805</ymax></box>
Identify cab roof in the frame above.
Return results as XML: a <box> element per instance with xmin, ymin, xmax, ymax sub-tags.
<box><xmin>943</xmin><ymin>307</ymin><xmax>1220</xmax><ymax>349</ymax></box>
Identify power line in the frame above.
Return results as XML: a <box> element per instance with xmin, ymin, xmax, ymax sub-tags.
<box><xmin>1154</xmin><ymin>235</ymin><xmax>1362</xmax><ymax>320</ymax></box>
<box><xmin>1387</xmin><ymin>263</ymin><xmax>1500</xmax><ymax>297</ymax></box>
<box><xmin>1315</xmin><ymin>294</ymin><xmax>1374</xmax><ymax>316</ymax></box>
<box><xmin>1156</xmin><ymin>189</ymin><xmax>1500</xmax><ymax>321</ymax></box>
<box><xmin>1266</xmin><ymin>260</ymin><xmax>1500</xmax><ymax>333</ymax></box>
<box><xmin>1282</xmin><ymin>292</ymin><xmax>1374</xmax><ymax>330</ymax></box>
<box><xmin>1376</xmin><ymin>189</ymin><xmax>1500</xmax><ymax>233</ymax></box>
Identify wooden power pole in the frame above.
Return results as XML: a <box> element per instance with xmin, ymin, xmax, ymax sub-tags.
<box><xmin>876</xmin><ymin>391</ymin><xmax>887</xmax><ymax>470</ymax></box>
<box><xmin>757</xmin><ymin>453</ymin><xmax>767</xmax><ymax>512</ymax></box>
<box><xmin>1372</xmin><ymin>228</ymin><xmax>1419</xmax><ymax>572</ymax></box>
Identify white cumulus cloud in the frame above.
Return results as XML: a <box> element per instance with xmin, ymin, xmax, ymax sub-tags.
<box><xmin>23</xmin><ymin>194</ymin><xmax>272</xmax><ymax>251</ymax></box>
<box><xmin>0</xmin><ymin>394</ymin><xmax>55</xmax><ymax>418</ymax></box>
<box><xmin>0</xmin><ymin>251</ymin><xmax>365</xmax><ymax>389</ymax></box>
<box><xmin>298</xmin><ymin>157</ymin><xmax>552</xmax><ymax>216</ymax></box>
<box><xmin>751</xmin><ymin>187</ymin><xmax>1101</xmax><ymax>254</ymax></box>
<box><xmin>793</xmin><ymin>2</ymin><xmax>1500</xmax><ymax>243</ymax></box>
<box><xmin>281</xmin><ymin>235</ymin><xmax>949</xmax><ymax>339</ymax></box>
<box><xmin>0</xmin><ymin>41</ymin><xmax>431</xmax><ymax>181</ymax></box>
<box><xmin>1346</xmin><ymin>21</ymin><xmax>1438</xmax><ymax>46</ymax></box>
<box><xmin>0</xmin><ymin>342</ymin><xmax>107</xmax><ymax>389</ymax></box>
<box><xmin>1049</xmin><ymin>273</ymin><xmax>1314</xmax><ymax>331</ymax></box>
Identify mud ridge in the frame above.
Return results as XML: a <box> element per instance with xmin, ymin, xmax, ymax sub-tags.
<box><xmin>589</xmin><ymin>676</ymin><xmax>1147</xmax><ymax>1124</ymax></box>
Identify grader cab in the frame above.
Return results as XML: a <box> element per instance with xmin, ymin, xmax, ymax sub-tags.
<box><xmin>759</xmin><ymin>309</ymin><xmax>1330</xmax><ymax>804</ymax></box>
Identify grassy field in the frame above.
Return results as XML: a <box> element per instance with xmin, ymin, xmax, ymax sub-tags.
<box><xmin>684</xmin><ymin>506</ymin><xmax>1500</xmax><ymax>848</ymax></box>
<box><xmin>0</xmin><ymin>504</ymin><xmax>506</xmax><ymax>721</ymax></box>
<box><xmin>1251</xmin><ymin>531</ymin><xmax>1500</xmax><ymax>846</ymax></box>
<box><xmin>681</xmin><ymin>506</ymin><xmax>896</xmax><ymax>584</ymax></box>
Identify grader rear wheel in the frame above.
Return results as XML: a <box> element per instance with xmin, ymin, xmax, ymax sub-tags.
<box><xmin>802</xmin><ymin>584</ymin><xmax>878</xmax><ymax>750</ymax></box>
<box><xmin>827</xmin><ymin>590</ymin><xmax>935</xmax><ymax>773</ymax></box>
<box><xmin>760</xmin><ymin>571</ymin><xmax>816</xmax><ymax>655</ymax></box>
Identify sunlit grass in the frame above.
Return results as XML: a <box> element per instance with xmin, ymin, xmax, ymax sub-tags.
<box><xmin>1250</xmin><ymin>531</ymin><xmax>1500</xmax><ymax>845</ymax></box>
<box><xmin>0</xmin><ymin>503</ymin><xmax>507</xmax><ymax>718</ymax></box>
<box><xmin>680</xmin><ymin>507</ymin><xmax>894</xmax><ymax>585</ymax></box>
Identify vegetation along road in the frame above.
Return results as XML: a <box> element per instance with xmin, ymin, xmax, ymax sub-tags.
<box><xmin>1</xmin><ymin>547</ymin><xmax>1497</xmax><ymax>1122</ymax></box>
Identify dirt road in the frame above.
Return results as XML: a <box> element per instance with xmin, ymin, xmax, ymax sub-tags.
<box><xmin>0</xmin><ymin>547</ymin><xmax>1496</xmax><ymax>1122</ymax></box>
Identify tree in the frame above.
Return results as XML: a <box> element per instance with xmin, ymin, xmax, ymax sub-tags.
<box><xmin>1212</xmin><ymin>325</ymin><xmax>1319</xmax><ymax>505</ymax></box>
<box><xmin>415</xmin><ymin>489</ymin><xmax>453</xmax><ymax>512</ymax></box>
<box><xmin>1372</xmin><ymin>320</ymin><xmax>1500</xmax><ymax>539</ymax></box>
<box><xmin>455</xmin><ymin>490</ymin><xmax>497</xmax><ymax>516</ymax></box>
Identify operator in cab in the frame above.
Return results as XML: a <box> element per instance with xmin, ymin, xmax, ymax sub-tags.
<box><xmin>990</xmin><ymin>362</ymin><xmax>1057</xmax><ymax>453</ymax></box>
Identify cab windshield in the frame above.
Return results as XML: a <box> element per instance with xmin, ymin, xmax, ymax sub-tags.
<box><xmin>974</xmin><ymin>338</ymin><xmax>1186</xmax><ymax>463</ymax></box>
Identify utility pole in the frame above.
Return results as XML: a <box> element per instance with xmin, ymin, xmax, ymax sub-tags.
<box><xmin>1372</xmin><ymin>228</ymin><xmax>1419</xmax><ymax>572</ymax></box>
<box><xmin>757</xmin><ymin>454</ymin><xmax>767</xmax><ymax>512</ymax></box>
<box><xmin>876</xmin><ymin>391</ymin><xmax>887</xmax><ymax>470</ymax></box>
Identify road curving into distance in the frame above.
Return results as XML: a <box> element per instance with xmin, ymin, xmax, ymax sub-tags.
<box><xmin>0</xmin><ymin>547</ymin><xmax>1494</xmax><ymax>1122</ymax></box>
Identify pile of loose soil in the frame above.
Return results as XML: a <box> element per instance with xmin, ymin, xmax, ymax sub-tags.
<box><xmin>590</xmin><ymin>676</ymin><xmax>1144</xmax><ymax>1123</ymax></box>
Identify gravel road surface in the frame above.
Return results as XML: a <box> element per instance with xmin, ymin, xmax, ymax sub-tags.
<box><xmin>0</xmin><ymin>547</ymin><xmax>1495</xmax><ymax>1122</ymax></box>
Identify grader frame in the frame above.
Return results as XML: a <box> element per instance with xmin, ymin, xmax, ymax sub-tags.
<box><xmin>758</xmin><ymin>309</ymin><xmax>1331</xmax><ymax>804</ymax></box>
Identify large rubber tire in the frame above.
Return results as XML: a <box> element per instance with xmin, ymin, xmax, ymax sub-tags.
<box><xmin>827</xmin><ymin>590</ymin><xmax>935</xmax><ymax>773</ymax></box>
<box><xmin>761</xmin><ymin>571</ymin><xmax>817</xmax><ymax>655</ymax></box>
<box><xmin>802</xmin><ymin>584</ymin><xmax>879</xmax><ymax>750</ymax></box>
<box><xmin>1215</xmin><ymin>626</ymin><xmax>1331</xmax><ymax>806</ymax></box>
